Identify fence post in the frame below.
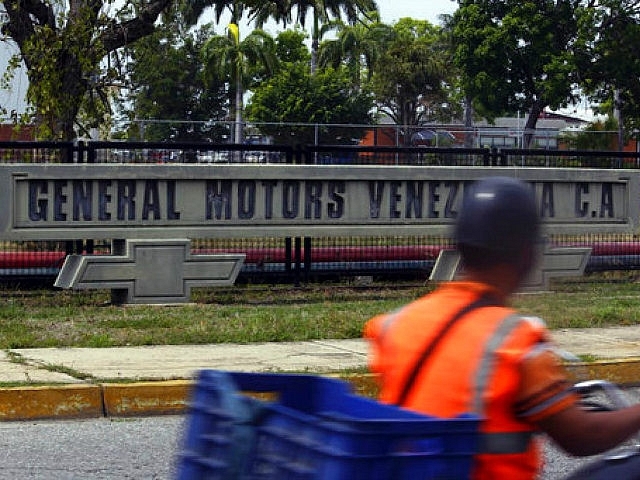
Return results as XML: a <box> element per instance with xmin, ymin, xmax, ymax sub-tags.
<box><xmin>499</xmin><ymin>147</ymin><xmax>508</xmax><ymax>166</ymax></box>
<box><xmin>85</xmin><ymin>141</ymin><xmax>96</xmax><ymax>164</ymax></box>
<box><xmin>483</xmin><ymin>148</ymin><xmax>491</xmax><ymax>166</ymax></box>
<box><xmin>285</xmin><ymin>237</ymin><xmax>292</xmax><ymax>277</ymax></box>
<box><xmin>63</xmin><ymin>141</ymin><xmax>77</xmax><ymax>164</ymax></box>
<box><xmin>303</xmin><ymin>237</ymin><xmax>312</xmax><ymax>283</ymax></box>
<box><xmin>284</xmin><ymin>237</ymin><xmax>304</xmax><ymax>287</ymax></box>
<box><xmin>294</xmin><ymin>237</ymin><xmax>302</xmax><ymax>287</ymax></box>
<box><xmin>294</xmin><ymin>144</ymin><xmax>304</xmax><ymax>165</ymax></box>
<box><xmin>489</xmin><ymin>147</ymin><xmax>500</xmax><ymax>166</ymax></box>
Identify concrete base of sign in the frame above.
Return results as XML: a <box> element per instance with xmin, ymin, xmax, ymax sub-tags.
<box><xmin>430</xmin><ymin>244</ymin><xmax>592</xmax><ymax>292</ymax></box>
<box><xmin>55</xmin><ymin>239</ymin><xmax>245</xmax><ymax>305</ymax></box>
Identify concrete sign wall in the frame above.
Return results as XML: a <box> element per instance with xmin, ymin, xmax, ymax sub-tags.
<box><xmin>0</xmin><ymin>164</ymin><xmax>637</xmax><ymax>240</ymax></box>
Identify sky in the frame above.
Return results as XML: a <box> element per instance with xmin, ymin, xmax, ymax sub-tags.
<box><xmin>376</xmin><ymin>0</ymin><xmax>458</xmax><ymax>25</ymax></box>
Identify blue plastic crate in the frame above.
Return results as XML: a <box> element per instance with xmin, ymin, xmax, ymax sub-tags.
<box><xmin>176</xmin><ymin>370</ymin><xmax>480</xmax><ymax>480</ymax></box>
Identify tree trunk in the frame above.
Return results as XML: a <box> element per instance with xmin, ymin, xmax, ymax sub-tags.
<box><xmin>464</xmin><ymin>95</ymin><xmax>474</xmax><ymax>148</ymax></box>
<box><xmin>523</xmin><ymin>101</ymin><xmax>544</xmax><ymax>149</ymax></box>
<box><xmin>310</xmin><ymin>12</ymin><xmax>319</xmax><ymax>74</ymax></box>
<box><xmin>402</xmin><ymin>97</ymin><xmax>411</xmax><ymax>146</ymax></box>
<box><xmin>235</xmin><ymin>73</ymin><xmax>244</xmax><ymax>146</ymax></box>
<box><xmin>58</xmin><ymin>54</ymin><xmax>86</xmax><ymax>141</ymax></box>
<box><xmin>614</xmin><ymin>89</ymin><xmax>624</xmax><ymax>152</ymax></box>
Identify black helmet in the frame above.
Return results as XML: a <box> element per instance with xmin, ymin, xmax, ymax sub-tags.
<box><xmin>454</xmin><ymin>176</ymin><xmax>539</xmax><ymax>254</ymax></box>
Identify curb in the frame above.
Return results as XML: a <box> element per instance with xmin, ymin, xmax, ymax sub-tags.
<box><xmin>0</xmin><ymin>384</ymin><xmax>103</xmax><ymax>421</ymax></box>
<box><xmin>103</xmin><ymin>381</ymin><xmax>193</xmax><ymax>417</ymax></box>
<box><xmin>565</xmin><ymin>358</ymin><xmax>640</xmax><ymax>386</ymax></box>
<box><xmin>0</xmin><ymin>381</ymin><xmax>193</xmax><ymax>421</ymax></box>
<box><xmin>0</xmin><ymin>360</ymin><xmax>638</xmax><ymax>421</ymax></box>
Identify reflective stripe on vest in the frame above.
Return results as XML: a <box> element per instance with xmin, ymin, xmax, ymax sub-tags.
<box><xmin>478</xmin><ymin>431</ymin><xmax>535</xmax><ymax>454</ymax></box>
<box><xmin>472</xmin><ymin>313</ymin><xmax>535</xmax><ymax>455</ymax></box>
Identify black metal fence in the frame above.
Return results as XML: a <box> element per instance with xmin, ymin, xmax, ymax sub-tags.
<box><xmin>2</xmin><ymin>140</ymin><xmax>639</xmax><ymax>168</ymax></box>
<box><xmin>1</xmin><ymin>140</ymin><xmax>640</xmax><ymax>286</ymax></box>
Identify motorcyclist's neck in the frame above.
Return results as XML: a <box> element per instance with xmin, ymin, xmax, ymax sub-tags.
<box><xmin>460</xmin><ymin>264</ymin><xmax>520</xmax><ymax>303</ymax></box>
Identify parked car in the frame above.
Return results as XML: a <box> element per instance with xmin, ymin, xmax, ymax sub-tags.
<box><xmin>197</xmin><ymin>151</ymin><xmax>230</xmax><ymax>163</ymax></box>
<box><xmin>243</xmin><ymin>151</ymin><xmax>266</xmax><ymax>163</ymax></box>
<box><xmin>111</xmin><ymin>149</ymin><xmax>134</xmax><ymax>163</ymax></box>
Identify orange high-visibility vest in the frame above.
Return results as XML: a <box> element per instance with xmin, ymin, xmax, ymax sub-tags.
<box><xmin>364</xmin><ymin>282</ymin><xmax>552</xmax><ymax>480</ymax></box>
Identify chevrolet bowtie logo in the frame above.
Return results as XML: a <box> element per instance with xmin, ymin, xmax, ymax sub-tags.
<box><xmin>430</xmin><ymin>244</ymin><xmax>592</xmax><ymax>292</ymax></box>
<box><xmin>55</xmin><ymin>239</ymin><xmax>245</xmax><ymax>304</ymax></box>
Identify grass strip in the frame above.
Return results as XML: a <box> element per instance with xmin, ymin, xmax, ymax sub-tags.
<box><xmin>0</xmin><ymin>276</ymin><xmax>638</xmax><ymax>349</ymax></box>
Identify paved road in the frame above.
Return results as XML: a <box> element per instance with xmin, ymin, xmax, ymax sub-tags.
<box><xmin>3</xmin><ymin>383</ymin><xmax>640</xmax><ymax>480</ymax></box>
<box><xmin>0</xmin><ymin>414</ymin><xmax>626</xmax><ymax>479</ymax></box>
<box><xmin>0</xmin><ymin>416</ymin><xmax>184</xmax><ymax>479</ymax></box>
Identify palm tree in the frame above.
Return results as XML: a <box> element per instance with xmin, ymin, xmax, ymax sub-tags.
<box><xmin>245</xmin><ymin>0</ymin><xmax>292</xmax><ymax>28</ymax></box>
<box><xmin>181</xmin><ymin>1</ymin><xmax>379</xmax><ymax>73</ymax></box>
<box><xmin>318</xmin><ymin>11</ymin><xmax>393</xmax><ymax>87</ymax></box>
<box><xmin>253</xmin><ymin>0</ymin><xmax>379</xmax><ymax>73</ymax></box>
<box><xmin>180</xmin><ymin>0</ymin><xmax>243</xmax><ymax>26</ymax></box>
<box><xmin>182</xmin><ymin>0</ymin><xmax>293</xmax><ymax>31</ymax></box>
<box><xmin>202</xmin><ymin>26</ymin><xmax>278</xmax><ymax>144</ymax></box>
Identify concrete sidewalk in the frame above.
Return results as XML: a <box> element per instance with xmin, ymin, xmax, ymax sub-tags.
<box><xmin>1</xmin><ymin>326</ymin><xmax>640</xmax><ymax>421</ymax></box>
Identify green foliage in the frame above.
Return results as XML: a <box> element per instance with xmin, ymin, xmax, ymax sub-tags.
<box><xmin>12</xmin><ymin>3</ymin><xmax>115</xmax><ymax>139</ymax></box>
<box><xmin>318</xmin><ymin>12</ymin><xmax>392</xmax><ymax>86</ymax></box>
<box><xmin>274</xmin><ymin>29</ymin><xmax>311</xmax><ymax>65</ymax></box>
<box><xmin>572</xmin><ymin>117</ymin><xmax>619</xmax><ymax>151</ymax></box>
<box><xmin>11</xmin><ymin>0</ymin><xmax>640</xmax><ymax>145</ymax></box>
<box><xmin>276</xmin><ymin>0</ymin><xmax>378</xmax><ymax>71</ymax></box>
<box><xmin>202</xmin><ymin>26</ymin><xmax>279</xmax><ymax>142</ymax></box>
<box><xmin>575</xmin><ymin>1</ymin><xmax>640</xmax><ymax>136</ymax></box>
<box><xmin>23</xmin><ymin>25</ymin><xmax>84</xmax><ymax>139</ymax></box>
<box><xmin>452</xmin><ymin>0</ymin><xmax>582</xmax><ymax>129</ymax></box>
<box><xmin>246</xmin><ymin>62</ymin><xmax>375</xmax><ymax>145</ymax></box>
<box><xmin>2</xmin><ymin>0</ymin><xmax>173</xmax><ymax>140</ymax></box>
<box><xmin>202</xmin><ymin>27</ymin><xmax>278</xmax><ymax>90</ymax></box>
<box><xmin>368</xmin><ymin>18</ymin><xmax>452</xmax><ymax>141</ymax></box>
<box><xmin>123</xmin><ymin>23</ymin><xmax>229</xmax><ymax>141</ymax></box>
